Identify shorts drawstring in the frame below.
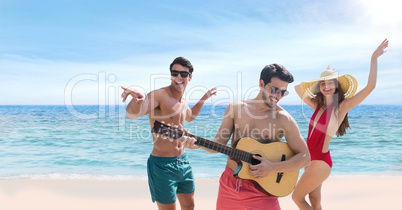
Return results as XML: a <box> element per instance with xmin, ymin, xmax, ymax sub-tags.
<box><xmin>235</xmin><ymin>179</ymin><xmax>242</xmax><ymax>192</ymax></box>
<box><xmin>177</xmin><ymin>157</ymin><xmax>184</xmax><ymax>163</ymax></box>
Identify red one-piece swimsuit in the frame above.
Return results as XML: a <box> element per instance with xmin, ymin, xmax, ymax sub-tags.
<box><xmin>307</xmin><ymin>104</ymin><xmax>335</xmax><ymax>168</ymax></box>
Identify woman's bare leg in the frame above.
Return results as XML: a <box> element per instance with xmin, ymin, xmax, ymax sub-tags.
<box><xmin>292</xmin><ymin>161</ymin><xmax>331</xmax><ymax>210</ymax></box>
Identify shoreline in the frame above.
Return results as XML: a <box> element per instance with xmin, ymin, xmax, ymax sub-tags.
<box><xmin>1</xmin><ymin>175</ymin><xmax>402</xmax><ymax>210</ymax></box>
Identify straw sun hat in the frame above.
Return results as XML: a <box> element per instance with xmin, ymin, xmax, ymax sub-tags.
<box><xmin>301</xmin><ymin>66</ymin><xmax>358</xmax><ymax>99</ymax></box>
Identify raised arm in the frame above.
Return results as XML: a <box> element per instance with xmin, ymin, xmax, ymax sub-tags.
<box><xmin>294</xmin><ymin>84</ymin><xmax>316</xmax><ymax>109</ymax></box>
<box><xmin>186</xmin><ymin>87</ymin><xmax>217</xmax><ymax>122</ymax></box>
<box><xmin>121</xmin><ymin>86</ymin><xmax>160</xmax><ymax>119</ymax></box>
<box><xmin>342</xmin><ymin>38</ymin><xmax>389</xmax><ymax>112</ymax></box>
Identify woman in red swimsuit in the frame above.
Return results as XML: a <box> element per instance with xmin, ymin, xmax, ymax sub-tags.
<box><xmin>292</xmin><ymin>39</ymin><xmax>389</xmax><ymax>210</ymax></box>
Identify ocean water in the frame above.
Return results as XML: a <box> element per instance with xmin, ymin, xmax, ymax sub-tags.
<box><xmin>1</xmin><ymin>105</ymin><xmax>402</xmax><ymax>180</ymax></box>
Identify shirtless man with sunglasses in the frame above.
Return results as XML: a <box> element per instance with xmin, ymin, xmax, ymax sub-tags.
<box><xmin>182</xmin><ymin>64</ymin><xmax>309</xmax><ymax>210</ymax></box>
<box><xmin>121</xmin><ymin>57</ymin><xmax>217</xmax><ymax>210</ymax></box>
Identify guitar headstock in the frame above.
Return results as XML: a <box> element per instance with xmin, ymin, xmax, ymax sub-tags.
<box><xmin>151</xmin><ymin>120</ymin><xmax>184</xmax><ymax>140</ymax></box>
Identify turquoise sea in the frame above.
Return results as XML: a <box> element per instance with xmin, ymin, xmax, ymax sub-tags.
<box><xmin>1</xmin><ymin>105</ymin><xmax>402</xmax><ymax>180</ymax></box>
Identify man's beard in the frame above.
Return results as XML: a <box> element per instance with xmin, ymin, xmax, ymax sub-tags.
<box><xmin>262</xmin><ymin>91</ymin><xmax>276</xmax><ymax>108</ymax></box>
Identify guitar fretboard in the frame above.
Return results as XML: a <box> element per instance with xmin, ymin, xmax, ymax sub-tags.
<box><xmin>184</xmin><ymin>133</ymin><xmax>254</xmax><ymax>164</ymax></box>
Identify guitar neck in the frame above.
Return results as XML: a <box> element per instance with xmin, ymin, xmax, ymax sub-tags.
<box><xmin>184</xmin><ymin>133</ymin><xmax>253</xmax><ymax>164</ymax></box>
<box><xmin>152</xmin><ymin>120</ymin><xmax>254</xmax><ymax>164</ymax></box>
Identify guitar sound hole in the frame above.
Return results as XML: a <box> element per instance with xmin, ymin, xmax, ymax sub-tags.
<box><xmin>251</xmin><ymin>154</ymin><xmax>262</xmax><ymax>165</ymax></box>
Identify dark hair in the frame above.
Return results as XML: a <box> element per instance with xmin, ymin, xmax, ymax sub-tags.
<box><xmin>260</xmin><ymin>63</ymin><xmax>294</xmax><ymax>85</ymax></box>
<box><xmin>169</xmin><ymin>57</ymin><xmax>194</xmax><ymax>74</ymax></box>
<box><xmin>314</xmin><ymin>79</ymin><xmax>350</xmax><ymax>136</ymax></box>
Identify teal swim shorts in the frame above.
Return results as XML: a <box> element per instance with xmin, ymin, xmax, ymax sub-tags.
<box><xmin>147</xmin><ymin>153</ymin><xmax>195</xmax><ymax>204</ymax></box>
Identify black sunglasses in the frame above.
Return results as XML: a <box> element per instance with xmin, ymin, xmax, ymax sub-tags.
<box><xmin>267</xmin><ymin>84</ymin><xmax>289</xmax><ymax>97</ymax></box>
<box><xmin>170</xmin><ymin>70</ymin><xmax>191</xmax><ymax>78</ymax></box>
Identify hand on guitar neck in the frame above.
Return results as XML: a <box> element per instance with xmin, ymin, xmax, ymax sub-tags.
<box><xmin>180</xmin><ymin>135</ymin><xmax>200</xmax><ymax>150</ymax></box>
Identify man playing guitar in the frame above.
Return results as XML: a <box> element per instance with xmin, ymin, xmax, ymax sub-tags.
<box><xmin>182</xmin><ymin>64</ymin><xmax>310</xmax><ymax>210</ymax></box>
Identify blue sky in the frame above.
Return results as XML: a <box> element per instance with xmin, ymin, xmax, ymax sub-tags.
<box><xmin>1</xmin><ymin>0</ymin><xmax>401</xmax><ymax>105</ymax></box>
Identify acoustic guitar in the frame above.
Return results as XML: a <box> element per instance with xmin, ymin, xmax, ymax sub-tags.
<box><xmin>151</xmin><ymin>120</ymin><xmax>299</xmax><ymax>197</ymax></box>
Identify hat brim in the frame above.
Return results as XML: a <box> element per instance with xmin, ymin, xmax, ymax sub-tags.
<box><xmin>301</xmin><ymin>74</ymin><xmax>358</xmax><ymax>99</ymax></box>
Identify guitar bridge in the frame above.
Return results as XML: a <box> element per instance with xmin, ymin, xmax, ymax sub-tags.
<box><xmin>276</xmin><ymin>154</ymin><xmax>286</xmax><ymax>183</ymax></box>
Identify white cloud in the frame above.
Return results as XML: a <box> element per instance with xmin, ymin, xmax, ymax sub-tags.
<box><xmin>358</xmin><ymin>0</ymin><xmax>402</xmax><ymax>27</ymax></box>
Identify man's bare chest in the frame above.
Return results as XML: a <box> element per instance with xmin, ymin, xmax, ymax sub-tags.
<box><xmin>233</xmin><ymin>120</ymin><xmax>284</xmax><ymax>143</ymax></box>
<box><xmin>153</xmin><ymin>101</ymin><xmax>187</xmax><ymax>122</ymax></box>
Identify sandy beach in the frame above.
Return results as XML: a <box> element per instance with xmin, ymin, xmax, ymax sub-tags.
<box><xmin>1</xmin><ymin>176</ymin><xmax>402</xmax><ymax>210</ymax></box>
